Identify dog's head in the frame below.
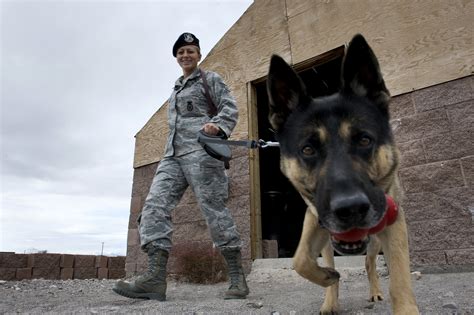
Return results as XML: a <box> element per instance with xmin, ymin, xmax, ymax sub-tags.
<box><xmin>267</xmin><ymin>34</ymin><xmax>398</xmax><ymax>254</ymax></box>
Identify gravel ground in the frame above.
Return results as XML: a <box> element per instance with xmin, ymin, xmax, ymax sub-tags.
<box><xmin>1</xmin><ymin>258</ymin><xmax>473</xmax><ymax>314</ymax></box>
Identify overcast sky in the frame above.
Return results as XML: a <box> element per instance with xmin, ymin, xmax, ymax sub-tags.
<box><xmin>0</xmin><ymin>0</ymin><xmax>252</xmax><ymax>256</ymax></box>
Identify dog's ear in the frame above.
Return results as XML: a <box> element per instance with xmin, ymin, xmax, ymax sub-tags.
<box><xmin>342</xmin><ymin>34</ymin><xmax>390</xmax><ymax>108</ymax></box>
<box><xmin>266</xmin><ymin>54</ymin><xmax>308</xmax><ymax>132</ymax></box>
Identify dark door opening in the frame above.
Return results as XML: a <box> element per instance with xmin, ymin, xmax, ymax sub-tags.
<box><xmin>256</xmin><ymin>51</ymin><xmax>344</xmax><ymax>258</ymax></box>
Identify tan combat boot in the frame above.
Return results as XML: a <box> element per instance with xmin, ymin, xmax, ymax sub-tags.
<box><xmin>222</xmin><ymin>249</ymin><xmax>249</xmax><ymax>299</ymax></box>
<box><xmin>113</xmin><ymin>248</ymin><xmax>168</xmax><ymax>301</ymax></box>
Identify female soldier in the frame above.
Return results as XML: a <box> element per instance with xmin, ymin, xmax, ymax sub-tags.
<box><xmin>113</xmin><ymin>32</ymin><xmax>248</xmax><ymax>301</ymax></box>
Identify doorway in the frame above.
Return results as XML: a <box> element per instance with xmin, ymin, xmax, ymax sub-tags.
<box><xmin>254</xmin><ymin>46</ymin><xmax>345</xmax><ymax>258</ymax></box>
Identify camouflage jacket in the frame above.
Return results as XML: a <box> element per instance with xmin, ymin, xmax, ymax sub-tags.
<box><xmin>164</xmin><ymin>67</ymin><xmax>239</xmax><ymax>157</ymax></box>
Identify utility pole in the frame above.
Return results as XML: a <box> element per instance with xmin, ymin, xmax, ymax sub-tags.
<box><xmin>101</xmin><ymin>242</ymin><xmax>104</xmax><ymax>256</ymax></box>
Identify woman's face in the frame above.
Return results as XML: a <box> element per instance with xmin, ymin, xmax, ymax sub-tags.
<box><xmin>176</xmin><ymin>45</ymin><xmax>201</xmax><ymax>73</ymax></box>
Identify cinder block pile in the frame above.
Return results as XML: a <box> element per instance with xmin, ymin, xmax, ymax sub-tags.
<box><xmin>0</xmin><ymin>252</ymin><xmax>125</xmax><ymax>281</ymax></box>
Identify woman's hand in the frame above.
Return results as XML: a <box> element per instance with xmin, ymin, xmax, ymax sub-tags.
<box><xmin>202</xmin><ymin>123</ymin><xmax>220</xmax><ymax>136</ymax></box>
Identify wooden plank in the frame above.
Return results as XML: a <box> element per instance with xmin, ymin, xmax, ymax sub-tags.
<box><xmin>287</xmin><ymin>0</ymin><xmax>473</xmax><ymax>96</ymax></box>
<box><xmin>134</xmin><ymin>105</ymin><xmax>168</xmax><ymax>168</ymax></box>
<box><xmin>247</xmin><ymin>81</ymin><xmax>263</xmax><ymax>259</ymax></box>
<box><xmin>293</xmin><ymin>45</ymin><xmax>345</xmax><ymax>72</ymax></box>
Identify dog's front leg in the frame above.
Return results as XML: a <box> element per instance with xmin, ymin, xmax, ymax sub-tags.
<box><xmin>293</xmin><ymin>209</ymin><xmax>340</xmax><ymax>287</ymax></box>
<box><xmin>378</xmin><ymin>209</ymin><xmax>419</xmax><ymax>315</ymax></box>
<box><xmin>365</xmin><ymin>236</ymin><xmax>384</xmax><ymax>302</ymax></box>
<box><xmin>320</xmin><ymin>241</ymin><xmax>340</xmax><ymax>314</ymax></box>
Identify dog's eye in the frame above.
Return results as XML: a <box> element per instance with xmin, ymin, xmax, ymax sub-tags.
<box><xmin>357</xmin><ymin>135</ymin><xmax>372</xmax><ymax>148</ymax></box>
<box><xmin>301</xmin><ymin>145</ymin><xmax>315</xmax><ymax>156</ymax></box>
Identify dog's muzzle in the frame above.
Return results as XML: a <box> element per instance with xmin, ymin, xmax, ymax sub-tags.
<box><xmin>328</xmin><ymin>194</ymin><xmax>398</xmax><ymax>255</ymax></box>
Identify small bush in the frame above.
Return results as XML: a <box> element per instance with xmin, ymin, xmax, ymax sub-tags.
<box><xmin>173</xmin><ymin>246</ymin><xmax>228</xmax><ymax>284</ymax></box>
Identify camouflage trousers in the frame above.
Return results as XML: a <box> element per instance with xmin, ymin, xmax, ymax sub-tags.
<box><xmin>138</xmin><ymin>149</ymin><xmax>242</xmax><ymax>253</ymax></box>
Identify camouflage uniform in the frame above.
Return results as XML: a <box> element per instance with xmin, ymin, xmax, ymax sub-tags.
<box><xmin>139</xmin><ymin>67</ymin><xmax>241</xmax><ymax>253</ymax></box>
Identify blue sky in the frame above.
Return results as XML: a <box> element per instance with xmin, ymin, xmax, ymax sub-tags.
<box><xmin>0</xmin><ymin>0</ymin><xmax>252</xmax><ymax>256</ymax></box>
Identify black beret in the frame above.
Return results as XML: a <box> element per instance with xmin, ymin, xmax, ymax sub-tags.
<box><xmin>172</xmin><ymin>33</ymin><xmax>200</xmax><ymax>57</ymax></box>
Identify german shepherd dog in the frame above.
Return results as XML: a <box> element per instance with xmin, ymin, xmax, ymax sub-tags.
<box><xmin>266</xmin><ymin>34</ymin><xmax>419</xmax><ymax>314</ymax></box>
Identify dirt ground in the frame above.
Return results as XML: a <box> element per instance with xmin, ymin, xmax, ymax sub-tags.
<box><xmin>1</xmin><ymin>258</ymin><xmax>473</xmax><ymax>314</ymax></box>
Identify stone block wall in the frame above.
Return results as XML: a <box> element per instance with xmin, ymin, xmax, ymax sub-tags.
<box><xmin>126</xmin><ymin>146</ymin><xmax>251</xmax><ymax>278</ymax></box>
<box><xmin>392</xmin><ymin>76</ymin><xmax>474</xmax><ymax>270</ymax></box>
<box><xmin>0</xmin><ymin>252</ymin><xmax>125</xmax><ymax>281</ymax></box>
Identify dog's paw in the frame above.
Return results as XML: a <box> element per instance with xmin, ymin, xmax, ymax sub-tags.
<box><xmin>320</xmin><ymin>300</ymin><xmax>339</xmax><ymax>314</ymax></box>
<box><xmin>369</xmin><ymin>293</ymin><xmax>384</xmax><ymax>302</ymax></box>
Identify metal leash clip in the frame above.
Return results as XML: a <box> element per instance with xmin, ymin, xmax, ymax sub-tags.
<box><xmin>257</xmin><ymin>139</ymin><xmax>280</xmax><ymax>148</ymax></box>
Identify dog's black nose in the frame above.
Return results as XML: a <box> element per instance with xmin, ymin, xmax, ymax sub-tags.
<box><xmin>331</xmin><ymin>192</ymin><xmax>370</xmax><ymax>222</ymax></box>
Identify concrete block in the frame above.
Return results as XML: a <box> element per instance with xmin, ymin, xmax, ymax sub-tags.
<box><xmin>227</xmin><ymin>194</ymin><xmax>251</xmax><ymax>218</ymax></box>
<box><xmin>461</xmin><ymin>156</ymin><xmax>474</xmax><ymax>188</ymax></box>
<box><xmin>424</xmin><ymin>129</ymin><xmax>474</xmax><ymax>163</ymax></box>
<box><xmin>228</xmin><ymin>174</ymin><xmax>250</xmax><ymax>198</ymax></box>
<box><xmin>173</xmin><ymin>202</ymin><xmax>201</xmax><ymax>224</ymax></box>
<box><xmin>240</xmin><ymin>234</ymin><xmax>252</xmax><ymax>261</ymax></box>
<box><xmin>32</xmin><ymin>267</ymin><xmax>60</xmax><ymax>279</ymax></box>
<box><xmin>446</xmin><ymin>249</ymin><xmax>474</xmax><ymax>265</ymax></box>
<box><xmin>393</xmin><ymin>109</ymin><xmax>450</xmax><ymax>143</ymax></box>
<box><xmin>231</xmin><ymin>145</ymin><xmax>248</xmax><ymax>159</ymax></box>
<box><xmin>108</xmin><ymin>269</ymin><xmax>126</xmax><ymax>279</ymax></box>
<box><xmin>0</xmin><ymin>268</ymin><xmax>16</xmax><ymax>280</ymax></box>
<box><xmin>128</xmin><ymin>211</ymin><xmax>139</xmax><ymax>230</ymax></box>
<box><xmin>127</xmin><ymin>229</ymin><xmax>139</xmax><ymax>246</ymax></box>
<box><xmin>16</xmin><ymin>268</ymin><xmax>32</xmax><ymax>280</ymax></box>
<box><xmin>390</xmin><ymin>92</ymin><xmax>415</xmax><ymax>119</ymax></box>
<box><xmin>413</xmin><ymin>76</ymin><xmax>472</xmax><ymax>112</ymax></box>
<box><xmin>60</xmin><ymin>268</ymin><xmax>74</xmax><ymax>280</ymax></box>
<box><xmin>132</xmin><ymin>163</ymin><xmax>157</xmax><ymax>183</ymax></box>
<box><xmin>95</xmin><ymin>256</ymin><xmax>108</xmax><ymax>268</ymax></box>
<box><xmin>130</xmin><ymin>196</ymin><xmax>145</xmax><ymax>216</ymax></box>
<box><xmin>125</xmin><ymin>262</ymin><xmax>136</xmax><ymax>276</ymax></box>
<box><xmin>97</xmin><ymin>268</ymin><xmax>109</xmax><ymax>279</ymax></box>
<box><xmin>178</xmin><ymin>187</ymin><xmax>197</xmax><ymax>205</ymax></box>
<box><xmin>398</xmin><ymin>139</ymin><xmax>426</xmax><ymax>168</ymax></box>
<box><xmin>262</xmin><ymin>239</ymin><xmax>279</xmax><ymax>258</ymax></box>
<box><xmin>131</xmin><ymin>177</ymin><xmax>154</xmax><ymax>198</ymax></box>
<box><xmin>74</xmin><ymin>255</ymin><xmax>95</xmax><ymax>267</ymax></box>
<box><xmin>172</xmin><ymin>221</ymin><xmax>212</xmax><ymax>244</ymax></box>
<box><xmin>403</xmin><ymin>187</ymin><xmax>473</xmax><ymax>222</ymax></box>
<box><xmin>28</xmin><ymin>254</ymin><xmax>61</xmax><ymax>268</ymax></box>
<box><xmin>408</xmin><ymin>218</ymin><xmax>474</xmax><ymax>251</ymax></box>
<box><xmin>73</xmin><ymin>267</ymin><xmax>97</xmax><ymax>279</ymax></box>
<box><xmin>126</xmin><ymin>245</ymin><xmax>141</xmax><ymax>263</ymax></box>
<box><xmin>60</xmin><ymin>254</ymin><xmax>75</xmax><ymax>268</ymax></box>
<box><xmin>227</xmin><ymin>155</ymin><xmax>250</xmax><ymax>178</ymax></box>
<box><xmin>410</xmin><ymin>250</ymin><xmax>447</xmax><ymax>267</ymax></box>
<box><xmin>107</xmin><ymin>256</ymin><xmax>126</xmax><ymax>269</ymax></box>
<box><xmin>0</xmin><ymin>253</ymin><xmax>28</xmax><ymax>268</ymax></box>
<box><xmin>447</xmin><ymin>100</ymin><xmax>474</xmax><ymax>131</ymax></box>
<box><xmin>399</xmin><ymin>160</ymin><xmax>464</xmax><ymax>193</ymax></box>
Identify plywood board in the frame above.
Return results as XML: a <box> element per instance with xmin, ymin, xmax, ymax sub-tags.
<box><xmin>133</xmin><ymin>104</ymin><xmax>168</xmax><ymax>168</ymax></box>
<box><xmin>287</xmin><ymin>0</ymin><xmax>473</xmax><ymax>95</ymax></box>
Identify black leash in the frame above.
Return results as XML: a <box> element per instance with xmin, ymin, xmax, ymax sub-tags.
<box><xmin>197</xmin><ymin>133</ymin><xmax>279</xmax><ymax>149</ymax></box>
<box><xmin>197</xmin><ymin>130</ymin><xmax>279</xmax><ymax>168</ymax></box>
